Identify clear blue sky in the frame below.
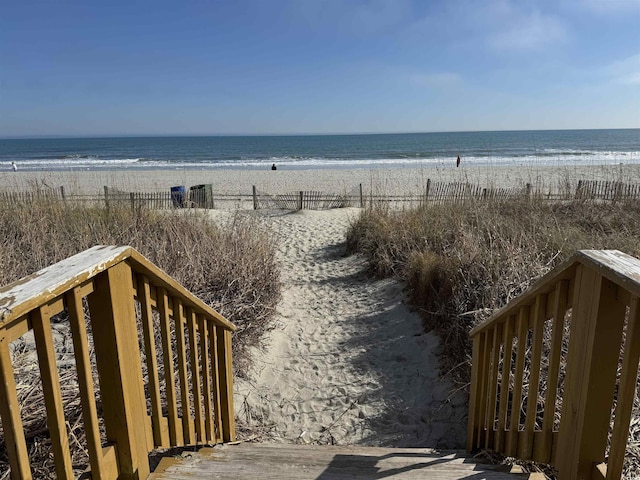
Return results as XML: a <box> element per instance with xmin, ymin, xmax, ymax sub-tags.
<box><xmin>1</xmin><ymin>0</ymin><xmax>639</xmax><ymax>137</ymax></box>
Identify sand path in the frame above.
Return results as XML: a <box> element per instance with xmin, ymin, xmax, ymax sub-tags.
<box><xmin>234</xmin><ymin>208</ymin><xmax>466</xmax><ymax>448</ymax></box>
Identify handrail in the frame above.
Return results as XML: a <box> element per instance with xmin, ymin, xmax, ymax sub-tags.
<box><xmin>0</xmin><ymin>246</ymin><xmax>237</xmax><ymax>479</ymax></box>
<box><xmin>467</xmin><ymin>249</ymin><xmax>640</xmax><ymax>480</ymax></box>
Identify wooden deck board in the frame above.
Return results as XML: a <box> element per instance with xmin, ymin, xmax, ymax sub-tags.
<box><xmin>148</xmin><ymin>443</ymin><xmax>524</xmax><ymax>479</ymax></box>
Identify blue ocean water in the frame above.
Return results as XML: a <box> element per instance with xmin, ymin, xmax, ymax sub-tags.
<box><xmin>0</xmin><ymin>129</ymin><xmax>638</xmax><ymax>171</ymax></box>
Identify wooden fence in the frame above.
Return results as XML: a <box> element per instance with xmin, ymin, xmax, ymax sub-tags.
<box><xmin>2</xmin><ymin>180</ymin><xmax>640</xmax><ymax>212</ymax></box>
<box><xmin>575</xmin><ymin>180</ymin><xmax>640</xmax><ymax>201</ymax></box>
<box><xmin>468</xmin><ymin>250</ymin><xmax>640</xmax><ymax>479</ymax></box>
<box><xmin>0</xmin><ymin>246</ymin><xmax>236</xmax><ymax>479</ymax></box>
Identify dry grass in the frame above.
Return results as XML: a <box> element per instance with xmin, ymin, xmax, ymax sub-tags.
<box><xmin>347</xmin><ymin>197</ymin><xmax>640</xmax><ymax>476</ymax></box>
<box><xmin>0</xmin><ymin>195</ymin><xmax>280</xmax><ymax>477</ymax></box>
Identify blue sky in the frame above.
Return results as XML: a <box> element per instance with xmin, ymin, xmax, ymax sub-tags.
<box><xmin>1</xmin><ymin>0</ymin><xmax>639</xmax><ymax>137</ymax></box>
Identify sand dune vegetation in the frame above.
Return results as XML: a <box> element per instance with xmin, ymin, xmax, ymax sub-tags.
<box><xmin>0</xmin><ymin>195</ymin><xmax>280</xmax><ymax>477</ymax></box>
<box><xmin>346</xmin><ymin>197</ymin><xmax>640</xmax><ymax>476</ymax></box>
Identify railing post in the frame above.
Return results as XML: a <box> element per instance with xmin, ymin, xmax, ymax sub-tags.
<box><xmin>88</xmin><ymin>262</ymin><xmax>150</xmax><ymax>480</ymax></box>
<box><xmin>299</xmin><ymin>191</ymin><xmax>304</xmax><ymax>210</ymax></box>
<box><xmin>359</xmin><ymin>183</ymin><xmax>363</xmax><ymax>208</ymax></box>
<box><xmin>252</xmin><ymin>185</ymin><xmax>258</xmax><ymax>210</ymax></box>
<box><xmin>556</xmin><ymin>265</ymin><xmax>626</xmax><ymax>479</ymax></box>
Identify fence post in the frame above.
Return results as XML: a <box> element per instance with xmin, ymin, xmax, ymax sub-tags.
<box><xmin>425</xmin><ymin>179</ymin><xmax>431</xmax><ymax>205</ymax></box>
<box><xmin>252</xmin><ymin>186</ymin><xmax>258</xmax><ymax>210</ymax></box>
<box><xmin>87</xmin><ymin>263</ymin><xmax>151</xmax><ymax>479</ymax></box>
<box><xmin>130</xmin><ymin>192</ymin><xmax>135</xmax><ymax>212</ymax></box>
<box><xmin>575</xmin><ymin>180</ymin><xmax>583</xmax><ymax>199</ymax></box>
<box><xmin>104</xmin><ymin>186</ymin><xmax>109</xmax><ymax>209</ymax></box>
<box><xmin>60</xmin><ymin>186</ymin><xmax>66</xmax><ymax>202</ymax></box>
<box><xmin>299</xmin><ymin>191</ymin><xmax>304</xmax><ymax>210</ymax></box>
<box><xmin>359</xmin><ymin>183</ymin><xmax>364</xmax><ymax>208</ymax></box>
<box><xmin>525</xmin><ymin>183</ymin><xmax>531</xmax><ymax>199</ymax></box>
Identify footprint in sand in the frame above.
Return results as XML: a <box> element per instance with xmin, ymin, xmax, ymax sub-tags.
<box><xmin>234</xmin><ymin>209</ymin><xmax>467</xmax><ymax>448</ymax></box>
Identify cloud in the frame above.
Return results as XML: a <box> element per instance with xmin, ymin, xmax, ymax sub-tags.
<box><xmin>564</xmin><ymin>0</ymin><xmax>640</xmax><ymax>15</ymax></box>
<box><xmin>607</xmin><ymin>54</ymin><xmax>640</xmax><ymax>85</ymax></box>
<box><xmin>484</xmin><ymin>3</ymin><xmax>568</xmax><ymax>51</ymax></box>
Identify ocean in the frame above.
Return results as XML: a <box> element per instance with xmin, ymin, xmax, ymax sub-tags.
<box><xmin>0</xmin><ymin>129</ymin><xmax>638</xmax><ymax>172</ymax></box>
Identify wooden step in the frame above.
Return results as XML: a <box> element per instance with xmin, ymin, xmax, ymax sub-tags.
<box><xmin>147</xmin><ymin>443</ymin><xmax>529</xmax><ymax>479</ymax></box>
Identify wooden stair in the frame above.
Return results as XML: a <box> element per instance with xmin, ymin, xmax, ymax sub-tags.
<box><xmin>148</xmin><ymin>443</ymin><xmax>533</xmax><ymax>479</ymax></box>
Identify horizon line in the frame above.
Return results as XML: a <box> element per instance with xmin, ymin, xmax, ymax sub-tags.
<box><xmin>1</xmin><ymin>126</ymin><xmax>639</xmax><ymax>141</ymax></box>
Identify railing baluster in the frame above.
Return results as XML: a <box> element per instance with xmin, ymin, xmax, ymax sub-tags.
<box><xmin>175</xmin><ymin>299</ymin><xmax>195</xmax><ymax>444</ymax></box>
<box><xmin>485</xmin><ymin>324</ymin><xmax>502</xmax><ymax>448</ymax></box>
<box><xmin>0</xmin><ymin>336</ymin><xmax>32</xmax><ymax>479</ymax></box>
<box><xmin>199</xmin><ymin>315</ymin><xmax>215</xmax><ymax>442</ymax></box>
<box><xmin>476</xmin><ymin>330</ymin><xmax>491</xmax><ymax>449</ymax></box>
<box><xmin>209</xmin><ymin>322</ymin><xmax>224</xmax><ymax>442</ymax></box>
<box><xmin>137</xmin><ymin>274</ymin><xmax>168</xmax><ymax>448</ymax></box>
<box><xmin>67</xmin><ymin>286</ymin><xmax>113</xmax><ymax>479</ymax></box>
<box><xmin>466</xmin><ymin>333</ymin><xmax>483</xmax><ymax>451</ymax></box>
<box><xmin>520</xmin><ymin>294</ymin><xmax>546</xmax><ymax>460</ymax></box>
<box><xmin>32</xmin><ymin>305</ymin><xmax>74</xmax><ymax>479</ymax></box>
<box><xmin>506</xmin><ymin>305</ymin><xmax>529</xmax><ymax>457</ymax></box>
<box><xmin>496</xmin><ymin>315</ymin><xmax>515</xmax><ymax>452</ymax></box>
<box><xmin>536</xmin><ymin>280</ymin><xmax>568</xmax><ymax>463</ymax></box>
<box><xmin>607</xmin><ymin>295</ymin><xmax>640</xmax><ymax>480</ymax></box>
<box><xmin>188</xmin><ymin>308</ymin><xmax>205</xmax><ymax>442</ymax></box>
<box><xmin>157</xmin><ymin>288</ymin><xmax>181</xmax><ymax>446</ymax></box>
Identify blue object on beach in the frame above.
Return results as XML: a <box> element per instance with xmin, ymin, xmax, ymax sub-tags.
<box><xmin>170</xmin><ymin>186</ymin><xmax>186</xmax><ymax>208</ymax></box>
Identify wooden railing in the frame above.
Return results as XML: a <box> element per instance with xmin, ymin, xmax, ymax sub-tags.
<box><xmin>0</xmin><ymin>246</ymin><xmax>236</xmax><ymax>479</ymax></box>
<box><xmin>467</xmin><ymin>250</ymin><xmax>640</xmax><ymax>479</ymax></box>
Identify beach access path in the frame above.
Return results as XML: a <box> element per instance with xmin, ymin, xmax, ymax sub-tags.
<box><xmin>232</xmin><ymin>208</ymin><xmax>467</xmax><ymax>448</ymax></box>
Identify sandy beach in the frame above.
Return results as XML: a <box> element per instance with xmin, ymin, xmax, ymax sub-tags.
<box><xmin>2</xmin><ymin>164</ymin><xmax>640</xmax><ymax>198</ymax></box>
<box><xmin>231</xmin><ymin>208</ymin><xmax>467</xmax><ymax>448</ymax></box>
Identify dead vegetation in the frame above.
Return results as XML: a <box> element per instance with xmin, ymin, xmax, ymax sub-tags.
<box><xmin>0</xmin><ymin>195</ymin><xmax>280</xmax><ymax>478</ymax></box>
<box><xmin>346</xmin><ymin>197</ymin><xmax>640</xmax><ymax>477</ymax></box>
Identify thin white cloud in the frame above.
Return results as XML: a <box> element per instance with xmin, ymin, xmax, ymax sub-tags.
<box><xmin>484</xmin><ymin>3</ymin><xmax>568</xmax><ymax>51</ymax></box>
<box><xmin>564</xmin><ymin>0</ymin><xmax>640</xmax><ymax>15</ymax></box>
<box><xmin>607</xmin><ymin>54</ymin><xmax>640</xmax><ymax>85</ymax></box>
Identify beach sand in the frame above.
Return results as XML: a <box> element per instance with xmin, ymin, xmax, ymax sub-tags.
<box><xmin>2</xmin><ymin>163</ymin><xmax>639</xmax><ymax>197</ymax></box>
<box><xmin>231</xmin><ymin>208</ymin><xmax>467</xmax><ymax>448</ymax></box>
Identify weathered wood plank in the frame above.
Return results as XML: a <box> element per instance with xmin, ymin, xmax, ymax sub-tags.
<box><xmin>149</xmin><ymin>444</ymin><xmax>520</xmax><ymax>480</ymax></box>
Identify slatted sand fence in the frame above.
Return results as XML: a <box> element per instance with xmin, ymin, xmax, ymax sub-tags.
<box><xmin>575</xmin><ymin>180</ymin><xmax>640</xmax><ymax>202</ymax></box>
<box><xmin>0</xmin><ymin>187</ymin><xmax>66</xmax><ymax>205</ymax></box>
<box><xmin>253</xmin><ymin>187</ymin><xmax>357</xmax><ymax>210</ymax></box>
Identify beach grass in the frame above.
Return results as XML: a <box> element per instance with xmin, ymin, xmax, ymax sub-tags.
<box><xmin>346</xmin><ymin>196</ymin><xmax>640</xmax><ymax>476</ymax></box>
<box><xmin>0</xmin><ymin>194</ymin><xmax>280</xmax><ymax>477</ymax></box>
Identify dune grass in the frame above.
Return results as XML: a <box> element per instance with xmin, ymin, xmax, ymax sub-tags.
<box><xmin>0</xmin><ymin>195</ymin><xmax>280</xmax><ymax>477</ymax></box>
<box><xmin>347</xmin><ymin>197</ymin><xmax>640</xmax><ymax>475</ymax></box>
<box><xmin>0</xmin><ymin>196</ymin><xmax>280</xmax><ymax>365</ymax></box>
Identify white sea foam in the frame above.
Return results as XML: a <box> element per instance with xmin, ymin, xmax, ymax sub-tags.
<box><xmin>4</xmin><ymin>151</ymin><xmax>639</xmax><ymax>171</ymax></box>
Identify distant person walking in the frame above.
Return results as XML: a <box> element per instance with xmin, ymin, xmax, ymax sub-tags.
<box><xmin>271</xmin><ymin>163</ymin><xmax>277</xmax><ymax>170</ymax></box>
<box><xmin>456</xmin><ymin>155</ymin><xmax>461</xmax><ymax>168</ymax></box>
<box><xmin>11</xmin><ymin>162</ymin><xmax>17</xmax><ymax>172</ymax></box>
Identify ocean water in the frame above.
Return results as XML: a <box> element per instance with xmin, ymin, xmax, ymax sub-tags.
<box><xmin>0</xmin><ymin>129</ymin><xmax>638</xmax><ymax>171</ymax></box>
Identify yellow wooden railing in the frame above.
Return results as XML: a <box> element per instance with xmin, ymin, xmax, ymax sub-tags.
<box><xmin>0</xmin><ymin>246</ymin><xmax>236</xmax><ymax>479</ymax></box>
<box><xmin>467</xmin><ymin>250</ymin><xmax>640</xmax><ymax>480</ymax></box>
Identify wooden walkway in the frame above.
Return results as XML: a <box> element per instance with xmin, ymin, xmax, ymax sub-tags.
<box><xmin>148</xmin><ymin>443</ymin><xmax>529</xmax><ymax>479</ymax></box>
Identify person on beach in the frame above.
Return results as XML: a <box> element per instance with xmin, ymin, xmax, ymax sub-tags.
<box><xmin>456</xmin><ymin>155</ymin><xmax>461</xmax><ymax>168</ymax></box>
<box><xmin>11</xmin><ymin>162</ymin><xmax>17</xmax><ymax>172</ymax></box>
<box><xmin>271</xmin><ymin>163</ymin><xmax>277</xmax><ymax>170</ymax></box>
